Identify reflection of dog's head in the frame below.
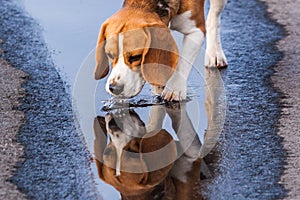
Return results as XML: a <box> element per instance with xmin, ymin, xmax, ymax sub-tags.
<box><xmin>94</xmin><ymin>110</ymin><xmax>177</xmax><ymax>198</ymax></box>
<box><xmin>94</xmin><ymin>8</ymin><xmax>178</xmax><ymax>98</ymax></box>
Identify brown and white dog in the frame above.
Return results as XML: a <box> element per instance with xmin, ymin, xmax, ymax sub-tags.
<box><xmin>94</xmin><ymin>0</ymin><xmax>227</xmax><ymax>101</ymax></box>
<box><xmin>93</xmin><ymin>107</ymin><xmax>203</xmax><ymax>199</ymax></box>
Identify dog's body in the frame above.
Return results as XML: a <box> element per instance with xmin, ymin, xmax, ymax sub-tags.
<box><xmin>95</xmin><ymin>0</ymin><xmax>227</xmax><ymax>101</ymax></box>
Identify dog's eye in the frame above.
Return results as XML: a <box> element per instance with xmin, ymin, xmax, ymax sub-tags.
<box><xmin>128</xmin><ymin>54</ymin><xmax>142</xmax><ymax>64</ymax></box>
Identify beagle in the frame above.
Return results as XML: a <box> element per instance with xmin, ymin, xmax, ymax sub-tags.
<box><xmin>93</xmin><ymin>106</ymin><xmax>203</xmax><ymax>199</ymax></box>
<box><xmin>94</xmin><ymin>109</ymin><xmax>177</xmax><ymax>177</ymax></box>
<box><xmin>94</xmin><ymin>0</ymin><xmax>227</xmax><ymax>101</ymax></box>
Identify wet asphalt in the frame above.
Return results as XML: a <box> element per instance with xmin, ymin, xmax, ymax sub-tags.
<box><xmin>201</xmin><ymin>0</ymin><xmax>286</xmax><ymax>199</ymax></box>
<box><xmin>0</xmin><ymin>0</ymin><xmax>287</xmax><ymax>199</ymax></box>
<box><xmin>0</xmin><ymin>0</ymin><xmax>96</xmax><ymax>199</ymax></box>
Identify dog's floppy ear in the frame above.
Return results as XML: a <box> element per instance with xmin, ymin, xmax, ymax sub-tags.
<box><xmin>95</xmin><ymin>23</ymin><xmax>110</xmax><ymax>80</ymax></box>
<box><xmin>140</xmin><ymin>129</ymin><xmax>177</xmax><ymax>186</ymax></box>
<box><xmin>141</xmin><ymin>27</ymin><xmax>178</xmax><ymax>86</ymax></box>
<box><xmin>94</xmin><ymin>116</ymin><xmax>108</xmax><ymax>180</ymax></box>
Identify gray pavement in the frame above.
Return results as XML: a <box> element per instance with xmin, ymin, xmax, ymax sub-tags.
<box><xmin>260</xmin><ymin>0</ymin><xmax>300</xmax><ymax>199</ymax></box>
<box><xmin>0</xmin><ymin>49</ymin><xmax>26</xmax><ymax>200</ymax></box>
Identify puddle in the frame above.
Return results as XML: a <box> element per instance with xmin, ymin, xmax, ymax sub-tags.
<box><xmin>74</xmin><ymin>46</ymin><xmax>226</xmax><ymax>198</ymax></box>
<box><xmin>21</xmin><ymin>1</ymin><xmax>226</xmax><ymax>198</ymax></box>
<box><xmin>22</xmin><ymin>0</ymin><xmax>122</xmax><ymax>88</ymax></box>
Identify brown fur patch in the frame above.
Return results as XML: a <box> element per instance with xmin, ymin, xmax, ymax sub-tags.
<box><xmin>141</xmin><ymin>27</ymin><xmax>178</xmax><ymax>86</ymax></box>
<box><xmin>178</xmin><ymin>0</ymin><xmax>206</xmax><ymax>34</ymax></box>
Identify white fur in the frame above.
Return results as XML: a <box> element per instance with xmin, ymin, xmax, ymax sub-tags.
<box><xmin>105</xmin><ymin>113</ymin><xmax>145</xmax><ymax>176</ymax></box>
<box><xmin>163</xmin><ymin>11</ymin><xmax>205</xmax><ymax>101</ymax></box>
<box><xmin>205</xmin><ymin>0</ymin><xmax>227</xmax><ymax>67</ymax></box>
<box><xmin>145</xmin><ymin>104</ymin><xmax>201</xmax><ymax>182</ymax></box>
<box><xmin>106</xmin><ymin>34</ymin><xmax>145</xmax><ymax>98</ymax></box>
<box><xmin>146</xmin><ymin>106</ymin><xmax>166</xmax><ymax>133</ymax></box>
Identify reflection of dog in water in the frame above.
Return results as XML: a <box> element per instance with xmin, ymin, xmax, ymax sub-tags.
<box><xmin>94</xmin><ymin>105</ymin><xmax>205</xmax><ymax>200</ymax></box>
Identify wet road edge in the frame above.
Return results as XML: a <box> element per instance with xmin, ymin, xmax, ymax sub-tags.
<box><xmin>200</xmin><ymin>0</ymin><xmax>287</xmax><ymax>199</ymax></box>
<box><xmin>259</xmin><ymin>0</ymin><xmax>300</xmax><ymax>199</ymax></box>
<box><xmin>0</xmin><ymin>0</ymin><xmax>96</xmax><ymax>199</ymax></box>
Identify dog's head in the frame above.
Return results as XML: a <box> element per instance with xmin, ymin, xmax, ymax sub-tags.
<box><xmin>94</xmin><ymin>8</ymin><xmax>178</xmax><ymax>98</ymax></box>
<box><xmin>93</xmin><ymin>110</ymin><xmax>177</xmax><ymax>198</ymax></box>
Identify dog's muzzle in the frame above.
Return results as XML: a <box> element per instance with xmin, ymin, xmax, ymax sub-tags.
<box><xmin>109</xmin><ymin>83</ymin><xmax>124</xmax><ymax>95</ymax></box>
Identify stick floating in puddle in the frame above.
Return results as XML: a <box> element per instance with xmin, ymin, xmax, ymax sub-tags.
<box><xmin>101</xmin><ymin>95</ymin><xmax>191</xmax><ymax>111</ymax></box>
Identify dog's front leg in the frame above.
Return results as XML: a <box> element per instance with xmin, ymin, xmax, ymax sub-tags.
<box><xmin>163</xmin><ymin>11</ymin><xmax>205</xmax><ymax>101</ymax></box>
<box><xmin>146</xmin><ymin>105</ymin><xmax>166</xmax><ymax>133</ymax></box>
<box><xmin>166</xmin><ymin>104</ymin><xmax>201</xmax><ymax>161</ymax></box>
<box><xmin>205</xmin><ymin>0</ymin><xmax>227</xmax><ymax>68</ymax></box>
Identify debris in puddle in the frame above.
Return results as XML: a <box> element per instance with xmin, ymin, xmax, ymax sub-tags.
<box><xmin>101</xmin><ymin>96</ymin><xmax>163</xmax><ymax>111</ymax></box>
<box><xmin>101</xmin><ymin>95</ymin><xmax>191</xmax><ymax>111</ymax></box>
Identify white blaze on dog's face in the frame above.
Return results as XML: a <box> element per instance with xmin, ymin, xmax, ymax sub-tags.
<box><xmin>105</xmin><ymin>31</ymin><xmax>148</xmax><ymax>97</ymax></box>
<box><xmin>105</xmin><ymin>111</ymin><xmax>146</xmax><ymax>176</ymax></box>
<box><xmin>94</xmin><ymin>9</ymin><xmax>179</xmax><ymax>98</ymax></box>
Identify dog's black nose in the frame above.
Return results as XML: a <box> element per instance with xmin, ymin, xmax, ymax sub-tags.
<box><xmin>109</xmin><ymin>84</ymin><xmax>124</xmax><ymax>95</ymax></box>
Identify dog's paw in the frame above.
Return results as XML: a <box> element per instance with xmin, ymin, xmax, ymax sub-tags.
<box><xmin>205</xmin><ymin>48</ymin><xmax>228</xmax><ymax>68</ymax></box>
<box><xmin>162</xmin><ymin>72</ymin><xmax>187</xmax><ymax>101</ymax></box>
